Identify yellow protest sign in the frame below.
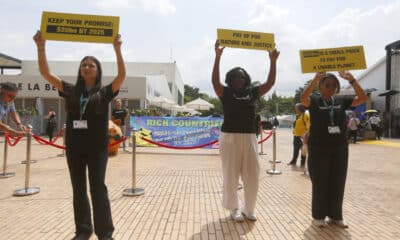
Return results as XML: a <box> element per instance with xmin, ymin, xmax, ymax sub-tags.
<box><xmin>40</xmin><ymin>11</ymin><xmax>119</xmax><ymax>43</ymax></box>
<box><xmin>300</xmin><ymin>46</ymin><xmax>367</xmax><ymax>73</ymax></box>
<box><xmin>217</xmin><ymin>29</ymin><xmax>275</xmax><ymax>51</ymax></box>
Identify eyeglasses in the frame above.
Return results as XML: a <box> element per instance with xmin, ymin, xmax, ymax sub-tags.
<box><xmin>6</xmin><ymin>93</ymin><xmax>16</xmax><ymax>100</ymax></box>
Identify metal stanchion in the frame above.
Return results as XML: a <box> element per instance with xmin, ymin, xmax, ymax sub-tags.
<box><xmin>123</xmin><ymin>130</ymin><xmax>144</xmax><ymax>196</ymax></box>
<box><xmin>269</xmin><ymin>129</ymin><xmax>281</xmax><ymax>163</ymax></box>
<box><xmin>267</xmin><ymin>127</ymin><xmax>282</xmax><ymax>175</ymax></box>
<box><xmin>259</xmin><ymin>130</ymin><xmax>266</xmax><ymax>155</ymax></box>
<box><xmin>0</xmin><ymin>133</ymin><xmax>15</xmax><ymax>178</ymax></box>
<box><xmin>13</xmin><ymin>127</ymin><xmax>40</xmax><ymax>196</ymax></box>
<box><xmin>57</xmin><ymin>124</ymin><xmax>66</xmax><ymax>157</ymax></box>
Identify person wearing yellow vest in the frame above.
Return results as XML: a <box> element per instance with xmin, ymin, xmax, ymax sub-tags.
<box><xmin>288</xmin><ymin>103</ymin><xmax>310</xmax><ymax>167</ymax></box>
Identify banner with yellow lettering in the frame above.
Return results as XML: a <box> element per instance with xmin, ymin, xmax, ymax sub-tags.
<box><xmin>40</xmin><ymin>11</ymin><xmax>119</xmax><ymax>43</ymax></box>
<box><xmin>300</xmin><ymin>46</ymin><xmax>367</xmax><ymax>73</ymax></box>
<box><xmin>130</xmin><ymin>116</ymin><xmax>223</xmax><ymax>148</ymax></box>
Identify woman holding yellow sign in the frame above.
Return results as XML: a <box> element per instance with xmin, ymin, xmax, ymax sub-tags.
<box><xmin>301</xmin><ymin>71</ymin><xmax>367</xmax><ymax>228</ymax></box>
<box><xmin>33</xmin><ymin>30</ymin><xmax>126</xmax><ymax>240</ymax></box>
<box><xmin>212</xmin><ymin>40</ymin><xmax>279</xmax><ymax>222</ymax></box>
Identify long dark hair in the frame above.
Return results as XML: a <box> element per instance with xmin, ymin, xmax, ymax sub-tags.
<box><xmin>65</xmin><ymin>56</ymin><xmax>103</xmax><ymax>114</ymax></box>
<box><xmin>225</xmin><ymin>67</ymin><xmax>251</xmax><ymax>89</ymax></box>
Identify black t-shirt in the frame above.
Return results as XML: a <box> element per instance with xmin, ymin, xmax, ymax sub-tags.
<box><xmin>220</xmin><ymin>86</ymin><xmax>259</xmax><ymax>133</ymax></box>
<box><xmin>112</xmin><ymin>108</ymin><xmax>128</xmax><ymax>126</ymax></box>
<box><xmin>308</xmin><ymin>94</ymin><xmax>354</xmax><ymax>146</ymax></box>
<box><xmin>59</xmin><ymin>81</ymin><xmax>118</xmax><ymax>150</ymax></box>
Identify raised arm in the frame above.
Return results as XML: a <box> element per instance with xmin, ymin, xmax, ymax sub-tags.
<box><xmin>258</xmin><ymin>49</ymin><xmax>280</xmax><ymax>97</ymax></box>
<box><xmin>339</xmin><ymin>71</ymin><xmax>367</xmax><ymax>107</ymax></box>
<box><xmin>212</xmin><ymin>40</ymin><xmax>225</xmax><ymax>98</ymax></box>
<box><xmin>301</xmin><ymin>72</ymin><xmax>325</xmax><ymax>108</ymax></box>
<box><xmin>111</xmin><ymin>34</ymin><xmax>126</xmax><ymax>93</ymax></box>
<box><xmin>33</xmin><ymin>31</ymin><xmax>63</xmax><ymax>92</ymax></box>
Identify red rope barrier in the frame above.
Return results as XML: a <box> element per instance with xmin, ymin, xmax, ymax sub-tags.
<box><xmin>140</xmin><ymin>137</ymin><xmax>218</xmax><ymax>150</ymax></box>
<box><xmin>32</xmin><ymin>135</ymin><xmax>66</xmax><ymax>150</ymax></box>
<box><xmin>32</xmin><ymin>134</ymin><xmax>127</xmax><ymax>150</ymax></box>
<box><xmin>51</xmin><ymin>129</ymin><xmax>65</xmax><ymax>143</ymax></box>
<box><xmin>5</xmin><ymin>132</ymin><xmax>24</xmax><ymax>147</ymax></box>
<box><xmin>258</xmin><ymin>131</ymin><xmax>273</xmax><ymax>144</ymax></box>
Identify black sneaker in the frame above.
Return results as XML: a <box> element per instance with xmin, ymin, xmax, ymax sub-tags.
<box><xmin>71</xmin><ymin>232</ymin><xmax>92</xmax><ymax>240</ymax></box>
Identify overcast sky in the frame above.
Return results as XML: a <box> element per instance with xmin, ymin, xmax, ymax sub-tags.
<box><xmin>1</xmin><ymin>0</ymin><xmax>399</xmax><ymax>97</ymax></box>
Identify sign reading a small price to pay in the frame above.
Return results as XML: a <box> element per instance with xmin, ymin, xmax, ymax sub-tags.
<box><xmin>300</xmin><ymin>46</ymin><xmax>367</xmax><ymax>73</ymax></box>
<box><xmin>40</xmin><ymin>11</ymin><xmax>119</xmax><ymax>43</ymax></box>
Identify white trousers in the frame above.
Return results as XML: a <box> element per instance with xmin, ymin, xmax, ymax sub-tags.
<box><xmin>219</xmin><ymin>132</ymin><xmax>260</xmax><ymax>214</ymax></box>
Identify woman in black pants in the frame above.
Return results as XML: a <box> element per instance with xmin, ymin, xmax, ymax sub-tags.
<box><xmin>33</xmin><ymin>31</ymin><xmax>126</xmax><ymax>240</ymax></box>
<box><xmin>301</xmin><ymin>71</ymin><xmax>367</xmax><ymax>228</ymax></box>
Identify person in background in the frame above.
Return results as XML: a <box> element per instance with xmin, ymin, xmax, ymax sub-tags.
<box><xmin>0</xmin><ymin>82</ymin><xmax>27</xmax><ymax>136</ymax></box>
<box><xmin>368</xmin><ymin>113</ymin><xmax>382</xmax><ymax>140</ymax></box>
<box><xmin>44</xmin><ymin>108</ymin><xmax>57</xmax><ymax>141</ymax></box>
<box><xmin>34</xmin><ymin>30</ymin><xmax>126</xmax><ymax>240</ymax></box>
<box><xmin>347</xmin><ymin>113</ymin><xmax>360</xmax><ymax>143</ymax></box>
<box><xmin>288</xmin><ymin>103</ymin><xmax>310</xmax><ymax>168</ymax></box>
<box><xmin>273</xmin><ymin>116</ymin><xmax>279</xmax><ymax>128</ymax></box>
<box><xmin>301</xmin><ymin>71</ymin><xmax>367</xmax><ymax>228</ymax></box>
<box><xmin>212</xmin><ymin>40</ymin><xmax>279</xmax><ymax>222</ymax></box>
<box><xmin>111</xmin><ymin>99</ymin><xmax>129</xmax><ymax>151</ymax></box>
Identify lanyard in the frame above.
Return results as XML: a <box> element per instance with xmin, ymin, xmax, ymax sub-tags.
<box><xmin>322</xmin><ymin>96</ymin><xmax>335</xmax><ymax>126</ymax></box>
<box><xmin>80</xmin><ymin>94</ymin><xmax>89</xmax><ymax>120</ymax></box>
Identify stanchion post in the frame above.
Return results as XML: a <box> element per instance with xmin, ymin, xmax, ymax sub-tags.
<box><xmin>0</xmin><ymin>133</ymin><xmax>15</xmax><ymax>178</ymax></box>
<box><xmin>267</xmin><ymin>127</ymin><xmax>282</xmax><ymax>175</ymax></box>
<box><xmin>13</xmin><ymin>127</ymin><xmax>40</xmax><ymax>196</ymax></box>
<box><xmin>123</xmin><ymin>129</ymin><xmax>144</xmax><ymax>196</ymax></box>
<box><xmin>21</xmin><ymin>125</ymin><xmax>37</xmax><ymax>164</ymax></box>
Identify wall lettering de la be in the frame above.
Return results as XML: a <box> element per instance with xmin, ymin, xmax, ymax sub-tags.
<box><xmin>17</xmin><ymin>83</ymin><xmax>57</xmax><ymax>91</ymax></box>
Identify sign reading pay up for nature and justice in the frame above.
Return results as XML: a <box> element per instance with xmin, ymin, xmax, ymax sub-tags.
<box><xmin>217</xmin><ymin>29</ymin><xmax>275</xmax><ymax>51</ymax></box>
<box><xmin>40</xmin><ymin>11</ymin><xmax>119</xmax><ymax>43</ymax></box>
<box><xmin>300</xmin><ymin>46</ymin><xmax>367</xmax><ymax>73</ymax></box>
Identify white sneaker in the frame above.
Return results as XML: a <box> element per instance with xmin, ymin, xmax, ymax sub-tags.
<box><xmin>312</xmin><ymin>219</ymin><xmax>327</xmax><ymax>227</ymax></box>
<box><xmin>242</xmin><ymin>211</ymin><xmax>257</xmax><ymax>221</ymax></box>
<box><xmin>230</xmin><ymin>209</ymin><xmax>244</xmax><ymax>222</ymax></box>
<box><xmin>326</xmin><ymin>217</ymin><xmax>349</xmax><ymax>228</ymax></box>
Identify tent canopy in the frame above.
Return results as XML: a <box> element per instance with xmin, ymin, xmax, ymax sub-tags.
<box><xmin>185</xmin><ymin>98</ymin><xmax>214</xmax><ymax>111</ymax></box>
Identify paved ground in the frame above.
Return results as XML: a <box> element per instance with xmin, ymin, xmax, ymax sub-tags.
<box><xmin>0</xmin><ymin>128</ymin><xmax>399</xmax><ymax>240</ymax></box>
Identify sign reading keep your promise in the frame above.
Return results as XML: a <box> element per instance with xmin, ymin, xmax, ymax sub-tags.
<box><xmin>217</xmin><ymin>29</ymin><xmax>275</xmax><ymax>51</ymax></box>
<box><xmin>300</xmin><ymin>46</ymin><xmax>367</xmax><ymax>73</ymax></box>
<box><xmin>40</xmin><ymin>11</ymin><xmax>119</xmax><ymax>43</ymax></box>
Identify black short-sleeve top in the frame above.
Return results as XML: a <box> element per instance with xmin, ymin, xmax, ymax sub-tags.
<box><xmin>220</xmin><ymin>86</ymin><xmax>259</xmax><ymax>133</ymax></box>
<box><xmin>308</xmin><ymin>94</ymin><xmax>354</xmax><ymax>146</ymax></box>
<box><xmin>59</xmin><ymin>81</ymin><xmax>118</xmax><ymax>150</ymax></box>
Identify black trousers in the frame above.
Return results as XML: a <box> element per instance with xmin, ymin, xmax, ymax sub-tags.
<box><xmin>349</xmin><ymin>129</ymin><xmax>358</xmax><ymax>143</ymax></box>
<box><xmin>308</xmin><ymin>144</ymin><xmax>348</xmax><ymax>220</ymax></box>
<box><xmin>371</xmin><ymin>124</ymin><xmax>381</xmax><ymax>139</ymax></box>
<box><xmin>66</xmin><ymin>148</ymin><xmax>114</xmax><ymax>238</ymax></box>
<box><xmin>46</xmin><ymin>125</ymin><xmax>55</xmax><ymax>141</ymax></box>
<box><xmin>290</xmin><ymin>136</ymin><xmax>306</xmax><ymax>165</ymax></box>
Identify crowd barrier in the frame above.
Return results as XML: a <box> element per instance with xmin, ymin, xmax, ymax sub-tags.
<box><xmin>267</xmin><ymin>127</ymin><xmax>282</xmax><ymax>175</ymax></box>
<box><xmin>1</xmin><ymin>125</ymin><xmax>280</xmax><ymax>197</ymax></box>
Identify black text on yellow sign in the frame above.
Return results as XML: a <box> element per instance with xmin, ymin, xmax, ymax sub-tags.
<box><xmin>300</xmin><ymin>46</ymin><xmax>367</xmax><ymax>73</ymax></box>
<box><xmin>217</xmin><ymin>29</ymin><xmax>275</xmax><ymax>51</ymax></box>
<box><xmin>40</xmin><ymin>11</ymin><xmax>119</xmax><ymax>43</ymax></box>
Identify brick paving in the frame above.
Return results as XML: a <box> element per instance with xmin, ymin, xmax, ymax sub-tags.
<box><xmin>0</xmin><ymin>129</ymin><xmax>399</xmax><ymax>240</ymax></box>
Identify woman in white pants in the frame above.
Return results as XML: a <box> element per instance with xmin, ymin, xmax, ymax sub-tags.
<box><xmin>212</xmin><ymin>40</ymin><xmax>279</xmax><ymax>222</ymax></box>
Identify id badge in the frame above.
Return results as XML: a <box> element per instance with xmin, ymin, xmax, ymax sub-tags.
<box><xmin>73</xmin><ymin>120</ymin><xmax>88</xmax><ymax>129</ymax></box>
<box><xmin>328</xmin><ymin>126</ymin><xmax>340</xmax><ymax>134</ymax></box>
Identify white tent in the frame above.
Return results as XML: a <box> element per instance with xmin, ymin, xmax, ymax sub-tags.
<box><xmin>185</xmin><ymin>98</ymin><xmax>214</xmax><ymax>111</ymax></box>
<box><xmin>148</xmin><ymin>96</ymin><xmax>176</xmax><ymax>110</ymax></box>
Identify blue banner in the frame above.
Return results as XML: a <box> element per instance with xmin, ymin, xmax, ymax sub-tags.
<box><xmin>130</xmin><ymin>116</ymin><xmax>223</xmax><ymax>148</ymax></box>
